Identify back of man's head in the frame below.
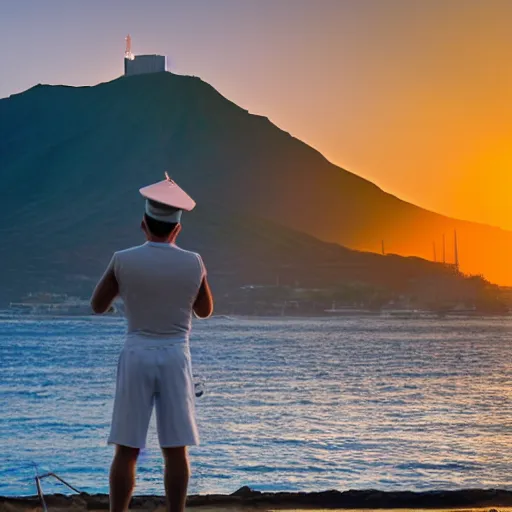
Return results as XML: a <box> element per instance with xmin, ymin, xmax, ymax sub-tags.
<box><xmin>143</xmin><ymin>213</ymin><xmax>178</xmax><ymax>238</ymax></box>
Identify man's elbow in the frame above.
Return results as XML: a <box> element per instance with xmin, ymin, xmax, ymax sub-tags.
<box><xmin>194</xmin><ymin>304</ymin><xmax>214</xmax><ymax>319</ymax></box>
<box><xmin>90</xmin><ymin>301</ymin><xmax>102</xmax><ymax>314</ymax></box>
<box><xmin>90</xmin><ymin>299</ymin><xmax>106</xmax><ymax>315</ymax></box>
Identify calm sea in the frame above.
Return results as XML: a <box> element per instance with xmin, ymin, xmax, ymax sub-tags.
<box><xmin>1</xmin><ymin>315</ymin><xmax>511</xmax><ymax>497</ymax></box>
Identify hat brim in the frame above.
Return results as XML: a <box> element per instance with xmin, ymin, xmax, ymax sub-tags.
<box><xmin>139</xmin><ymin>179</ymin><xmax>196</xmax><ymax>211</ymax></box>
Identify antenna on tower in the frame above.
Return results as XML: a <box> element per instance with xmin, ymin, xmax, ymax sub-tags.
<box><xmin>454</xmin><ymin>230</ymin><xmax>459</xmax><ymax>271</ymax></box>
<box><xmin>442</xmin><ymin>234</ymin><xmax>446</xmax><ymax>264</ymax></box>
<box><xmin>125</xmin><ymin>34</ymin><xmax>134</xmax><ymax>60</ymax></box>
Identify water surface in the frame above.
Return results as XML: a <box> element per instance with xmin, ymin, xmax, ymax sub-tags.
<box><xmin>1</xmin><ymin>315</ymin><xmax>511</xmax><ymax>496</ymax></box>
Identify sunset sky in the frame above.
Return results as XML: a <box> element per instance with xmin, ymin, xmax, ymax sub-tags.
<box><xmin>1</xmin><ymin>0</ymin><xmax>511</xmax><ymax>231</ymax></box>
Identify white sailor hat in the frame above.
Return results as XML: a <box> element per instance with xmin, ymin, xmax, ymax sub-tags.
<box><xmin>139</xmin><ymin>172</ymin><xmax>196</xmax><ymax>223</ymax></box>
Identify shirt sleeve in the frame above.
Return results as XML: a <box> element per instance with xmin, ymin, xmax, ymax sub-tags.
<box><xmin>104</xmin><ymin>252</ymin><xmax>118</xmax><ymax>280</ymax></box>
<box><xmin>196</xmin><ymin>253</ymin><xmax>207</xmax><ymax>280</ymax></box>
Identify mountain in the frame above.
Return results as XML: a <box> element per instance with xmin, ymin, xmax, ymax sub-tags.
<box><xmin>0</xmin><ymin>72</ymin><xmax>510</xmax><ymax>307</ymax></box>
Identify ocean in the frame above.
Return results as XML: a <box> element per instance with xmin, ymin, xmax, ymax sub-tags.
<box><xmin>1</xmin><ymin>315</ymin><xmax>511</xmax><ymax>497</ymax></box>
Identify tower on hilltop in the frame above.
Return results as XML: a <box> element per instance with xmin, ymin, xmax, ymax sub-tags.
<box><xmin>124</xmin><ymin>35</ymin><xmax>167</xmax><ymax>76</ymax></box>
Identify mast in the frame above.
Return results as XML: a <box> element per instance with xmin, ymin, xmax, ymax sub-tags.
<box><xmin>454</xmin><ymin>230</ymin><xmax>459</xmax><ymax>271</ymax></box>
<box><xmin>125</xmin><ymin>34</ymin><xmax>134</xmax><ymax>60</ymax></box>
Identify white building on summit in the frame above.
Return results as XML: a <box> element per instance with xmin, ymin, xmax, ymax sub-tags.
<box><xmin>124</xmin><ymin>35</ymin><xmax>167</xmax><ymax>76</ymax></box>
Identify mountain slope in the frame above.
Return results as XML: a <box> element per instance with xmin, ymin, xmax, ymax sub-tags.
<box><xmin>0</xmin><ymin>72</ymin><xmax>510</xmax><ymax>304</ymax></box>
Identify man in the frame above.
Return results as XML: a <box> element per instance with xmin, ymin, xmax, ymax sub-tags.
<box><xmin>91</xmin><ymin>174</ymin><xmax>213</xmax><ymax>512</ymax></box>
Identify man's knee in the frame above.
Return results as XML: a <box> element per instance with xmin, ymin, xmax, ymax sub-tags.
<box><xmin>162</xmin><ymin>446</ymin><xmax>188</xmax><ymax>468</ymax></box>
<box><xmin>114</xmin><ymin>444</ymin><xmax>140</xmax><ymax>464</ymax></box>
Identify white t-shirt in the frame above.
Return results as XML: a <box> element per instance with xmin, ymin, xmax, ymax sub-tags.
<box><xmin>108</xmin><ymin>242</ymin><xmax>206</xmax><ymax>337</ymax></box>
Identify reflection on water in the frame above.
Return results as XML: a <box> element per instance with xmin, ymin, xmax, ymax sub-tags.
<box><xmin>0</xmin><ymin>315</ymin><xmax>511</xmax><ymax>495</ymax></box>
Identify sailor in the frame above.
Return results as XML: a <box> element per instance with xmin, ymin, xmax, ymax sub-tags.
<box><xmin>90</xmin><ymin>173</ymin><xmax>213</xmax><ymax>512</ymax></box>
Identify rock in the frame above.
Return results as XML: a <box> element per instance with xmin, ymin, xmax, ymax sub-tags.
<box><xmin>0</xmin><ymin>504</ymin><xmax>21</xmax><ymax>512</ymax></box>
<box><xmin>231</xmin><ymin>486</ymin><xmax>257</xmax><ymax>497</ymax></box>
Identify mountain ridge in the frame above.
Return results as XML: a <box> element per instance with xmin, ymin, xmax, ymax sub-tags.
<box><xmin>0</xmin><ymin>71</ymin><xmax>511</xmax><ymax>307</ymax></box>
<box><xmin>5</xmin><ymin>77</ymin><xmax>468</xmax><ymax>224</ymax></box>
<box><xmin>5</xmin><ymin>74</ymin><xmax>507</xmax><ymax>231</ymax></box>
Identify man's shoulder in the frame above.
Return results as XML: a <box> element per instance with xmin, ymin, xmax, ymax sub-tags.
<box><xmin>174</xmin><ymin>245</ymin><xmax>201</xmax><ymax>258</ymax></box>
<box><xmin>175</xmin><ymin>247</ymin><xmax>205</xmax><ymax>275</ymax></box>
<box><xmin>115</xmin><ymin>244</ymin><xmax>201</xmax><ymax>259</ymax></box>
<box><xmin>114</xmin><ymin>244</ymin><xmax>148</xmax><ymax>259</ymax></box>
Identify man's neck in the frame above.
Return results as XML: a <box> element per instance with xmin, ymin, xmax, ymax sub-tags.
<box><xmin>147</xmin><ymin>236</ymin><xmax>172</xmax><ymax>244</ymax></box>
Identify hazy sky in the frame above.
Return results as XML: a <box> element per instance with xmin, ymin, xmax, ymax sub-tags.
<box><xmin>2</xmin><ymin>0</ymin><xmax>512</xmax><ymax>230</ymax></box>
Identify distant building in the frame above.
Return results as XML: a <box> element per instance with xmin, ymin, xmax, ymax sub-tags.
<box><xmin>124</xmin><ymin>54</ymin><xmax>167</xmax><ymax>76</ymax></box>
<box><xmin>124</xmin><ymin>35</ymin><xmax>167</xmax><ymax>76</ymax></box>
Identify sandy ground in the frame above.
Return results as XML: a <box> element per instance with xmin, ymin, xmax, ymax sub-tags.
<box><xmin>1</xmin><ymin>504</ymin><xmax>512</xmax><ymax>512</ymax></box>
<box><xmin>1</xmin><ymin>488</ymin><xmax>512</xmax><ymax>512</ymax></box>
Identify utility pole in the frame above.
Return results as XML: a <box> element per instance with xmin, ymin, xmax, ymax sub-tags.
<box><xmin>454</xmin><ymin>230</ymin><xmax>459</xmax><ymax>271</ymax></box>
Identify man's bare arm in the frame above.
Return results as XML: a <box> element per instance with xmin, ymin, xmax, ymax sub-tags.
<box><xmin>193</xmin><ymin>277</ymin><xmax>214</xmax><ymax>319</ymax></box>
<box><xmin>90</xmin><ymin>267</ymin><xmax>119</xmax><ymax>314</ymax></box>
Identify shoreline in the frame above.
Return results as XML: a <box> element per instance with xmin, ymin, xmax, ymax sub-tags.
<box><xmin>2</xmin><ymin>488</ymin><xmax>512</xmax><ymax>510</ymax></box>
<box><xmin>1</xmin><ymin>311</ymin><xmax>512</xmax><ymax>321</ymax></box>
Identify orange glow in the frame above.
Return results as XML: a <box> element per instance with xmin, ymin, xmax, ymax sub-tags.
<box><xmin>206</xmin><ymin>1</ymin><xmax>512</xmax><ymax>244</ymax></box>
<box><xmin>3</xmin><ymin>1</ymin><xmax>512</xmax><ymax>284</ymax></box>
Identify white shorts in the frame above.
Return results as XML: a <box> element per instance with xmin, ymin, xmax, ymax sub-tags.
<box><xmin>108</xmin><ymin>334</ymin><xmax>199</xmax><ymax>449</ymax></box>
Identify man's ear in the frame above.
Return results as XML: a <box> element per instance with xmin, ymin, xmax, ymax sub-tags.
<box><xmin>170</xmin><ymin>224</ymin><xmax>182</xmax><ymax>242</ymax></box>
<box><xmin>141</xmin><ymin>217</ymin><xmax>148</xmax><ymax>235</ymax></box>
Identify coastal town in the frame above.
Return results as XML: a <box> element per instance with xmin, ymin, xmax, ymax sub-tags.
<box><xmin>8</xmin><ymin>281</ymin><xmax>512</xmax><ymax>318</ymax></box>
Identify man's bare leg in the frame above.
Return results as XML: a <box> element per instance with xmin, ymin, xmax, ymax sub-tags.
<box><xmin>162</xmin><ymin>446</ymin><xmax>190</xmax><ymax>512</ymax></box>
<box><xmin>110</xmin><ymin>445</ymin><xmax>140</xmax><ymax>512</ymax></box>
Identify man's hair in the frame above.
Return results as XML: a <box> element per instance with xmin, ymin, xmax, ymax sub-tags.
<box><xmin>144</xmin><ymin>214</ymin><xmax>178</xmax><ymax>238</ymax></box>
